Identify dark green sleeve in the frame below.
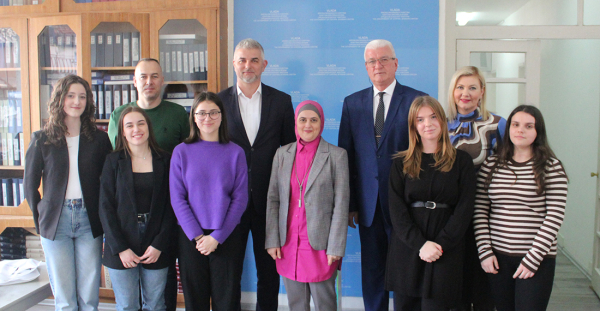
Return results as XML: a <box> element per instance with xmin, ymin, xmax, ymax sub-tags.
<box><xmin>107</xmin><ymin>109</ymin><xmax>121</xmax><ymax>148</ymax></box>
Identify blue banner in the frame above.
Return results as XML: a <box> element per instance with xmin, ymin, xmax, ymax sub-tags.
<box><xmin>235</xmin><ymin>0</ymin><xmax>439</xmax><ymax>298</ymax></box>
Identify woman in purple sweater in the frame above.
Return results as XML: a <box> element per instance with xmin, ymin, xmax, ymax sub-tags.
<box><xmin>169</xmin><ymin>91</ymin><xmax>248</xmax><ymax>311</ymax></box>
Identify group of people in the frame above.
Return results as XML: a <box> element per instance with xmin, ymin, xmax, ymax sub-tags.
<box><xmin>23</xmin><ymin>37</ymin><xmax>568</xmax><ymax>311</ymax></box>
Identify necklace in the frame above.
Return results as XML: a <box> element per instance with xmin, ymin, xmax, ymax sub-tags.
<box><xmin>293</xmin><ymin>146</ymin><xmax>317</xmax><ymax>208</ymax></box>
<box><xmin>131</xmin><ymin>149</ymin><xmax>151</xmax><ymax>160</ymax></box>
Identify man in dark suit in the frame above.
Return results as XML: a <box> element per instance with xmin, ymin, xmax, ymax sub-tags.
<box><xmin>218</xmin><ymin>38</ymin><xmax>295</xmax><ymax>311</ymax></box>
<box><xmin>338</xmin><ymin>39</ymin><xmax>427</xmax><ymax>311</ymax></box>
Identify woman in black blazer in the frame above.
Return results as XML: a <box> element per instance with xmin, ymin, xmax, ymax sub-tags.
<box><xmin>99</xmin><ymin>106</ymin><xmax>175</xmax><ymax>311</ymax></box>
<box><xmin>24</xmin><ymin>75</ymin><xmax>112</xmax><ymax>310</ymax></box>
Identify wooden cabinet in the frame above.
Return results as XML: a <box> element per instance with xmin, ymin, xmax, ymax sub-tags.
<box><xmin>0</xmin><ymin>1</ymin><xmax>227</xmax><ymax>304</ymax></box>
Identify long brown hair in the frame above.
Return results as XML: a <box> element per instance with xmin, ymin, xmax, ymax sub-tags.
<box><xmin>44</xmin><ymin>75</ymin><xmax>97</xmax><ymax>145</ymax></box>
<box><xmin>394</xmin><ymin>96</ymin><xmax>456</xmax><ymax>178</ymax></box>
<box><xmin>185</xmin><ymin>91</ymin><xmax>230</xmax><ymax>144</ymax></box>
<box><xmin>484</xmin><ymin>105</ymin><xmax>568</xmax><ymax>194</ymax></box>
<box><xmin>114</xmin><ymin>106</ymin><xmax>162</xmax><ymax>157</ymax></box>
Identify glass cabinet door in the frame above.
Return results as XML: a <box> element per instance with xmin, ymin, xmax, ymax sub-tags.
<box><xmin>37</xmin><ymin>25</ymin><xmax>77</xmax><ymax>127</ymax></box>
<box><xmin>91</xmin><ymin>22</ymin><xmax>140</xmax><ymax>121</ymax></box>
<box><xmin>158</xmin><ymin>19</ymin><xmax>208</xmax><ymax>112</ymax></box>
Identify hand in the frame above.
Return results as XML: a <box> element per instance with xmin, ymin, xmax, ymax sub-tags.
<box><xmin>196</xmin><ymin>235</ymin><xmax>218</xmax><ymax>256</ymax></box>
<box><xmin>419</xmin><ymin>241</ymin><xmax>443</xmax><ymax>263</ymax></box>
<box><xmin>139</xmin><ymin>246</ymin><xmax>162</xmax><ymax>264</ymax></box>
<box><xmin>513</xmin><ymin>263</ymin><xmax>535</xmax><ymax>279</ymax></box>
<box><xmin>119</xmin><ymin>249</ymin><xmax>141</xmax><ymax>268</ymax></box>
<box><xmin>327</xmin><ymin>255</ymin><xmax>341</xmax><ymax>266</ymax></box>
<box><xmin>267</xmin><ymin>247</ymin><xmax>281</xmax><ymax>260</ymax></box>
<box><xmin>481</xmin><ymin>256</ymin><xmax>499</xmax><ymax>274</ymax></box>
<box><xmin>348</xmin><ymin>212</ymin><xmax>359</xmax><ymax>228</ymax></box>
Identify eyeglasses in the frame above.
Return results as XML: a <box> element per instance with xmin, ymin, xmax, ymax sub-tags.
<box><xmin>365</xmin><ymin>57</ymin><xmax>396</xmax><ymax>67</ymax></box>
<box><xmin>194</xmin><ymin>110</ymin><xmax>222</xmax><ymax>120</ymax></box>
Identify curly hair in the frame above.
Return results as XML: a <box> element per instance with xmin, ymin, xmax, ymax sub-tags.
<box><xmin>44</xmin><ymin>75</ymin><xmax>97</xmax><ymax>146</ymax></box>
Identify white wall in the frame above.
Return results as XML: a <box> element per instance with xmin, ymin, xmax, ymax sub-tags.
<box><xmin>502</xmin><ymin>0</ymin><xmax>600</xmax><ymax>275</ymax></box>
<box><xmin>539</xmin><ymin>39</ymin><xmax>600</xmax><ymax>275</ymax></box>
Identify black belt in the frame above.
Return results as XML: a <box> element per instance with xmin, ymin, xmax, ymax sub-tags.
<box><xmin>137</xmin><ymin>213</ymin><xmax>150</xmax><ymax>223</ymax></box>
<box><xmin>411</xmin><ymin>201</ymin><xmax>449</xmax><ymax>209</ymax></box>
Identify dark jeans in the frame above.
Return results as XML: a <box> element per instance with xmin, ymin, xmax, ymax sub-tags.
<box><xmin>487</xmin><ymin>253</ymin><xmax>555</xmax><ymax>311</ymax></box>
<box><xmin>237</xmin><ymin>201</ymin><xmax>280</xmax><ymax>311</ymax></box>
<box><xmin>177</xmin><ymin>225</ymin><xmax>245</xmax><ymax>311</ymax></box>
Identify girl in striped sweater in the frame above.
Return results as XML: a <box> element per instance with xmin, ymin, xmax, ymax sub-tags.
<box><xmin>474</xmin><ymin>105</ymin><xmax>568</xmax><ymax>311</ymax></box>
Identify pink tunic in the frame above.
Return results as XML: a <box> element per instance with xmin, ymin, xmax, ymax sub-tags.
<box><xmin>276</xmin><ymin>137</ymin><xmax>338</xmax><ymax>283</ymax></box>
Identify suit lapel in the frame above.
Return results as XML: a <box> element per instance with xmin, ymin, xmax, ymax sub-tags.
<box><xmin>281</xmin><ymin>143</ymin><xmax>295</xmax><ymax>198</ymax></box>
<box><xmin>254</xmin><ymin>83</ymin><xmax>271</xmax><ymax>145</ymax></box>
<box><xmin>305</xmin><ymin>139</ymin><xmax>328</xmax><ymax>193</ymax></box>
<box><xmin>379</xmin><ymin>81</ymin><xmax>404</xmax><ymax>149</ymax></box>
<box><xmin>118</xmin><ymin>154</ymin><xmax>138</xmax><ymax>213</ymax></box>
<box><xmin>229</xmin><ymin>86</ymin><xmax>251</xmax><ymax>147</ymax></box>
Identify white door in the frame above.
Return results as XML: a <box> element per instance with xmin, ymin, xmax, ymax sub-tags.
<box><xmin>456</xmin><ymin>39</ymin><xmax>541</xmax><ymax>118</ymax></box>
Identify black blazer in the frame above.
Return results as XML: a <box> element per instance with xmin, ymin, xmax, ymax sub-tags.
<box><xmin>24</xmin><ymin>130</ymin><xmax>112</xmax><ymax>240</ymax></box>
<box><xmin>99</xmin><ymin>149</ymin><xmax>175</xmax><ymax>270</ymax></box>
<box><xmin>218</xmin><ymin>83</ymin><xmax>295</xmax><ymax>214</ymax></box>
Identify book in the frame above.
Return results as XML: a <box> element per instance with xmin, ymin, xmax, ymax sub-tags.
<box><xmin>2</xmin><ymin>179</ymin><xmax>13</xmax><ymax>206</ymax></box>
<box><xmin>122</xmin><ymin>32</ymin><xmax>131</xmax><ymax>67</ymax></box>
<box><xmin>104</xmin><ymin>32</ymin><xmax>114</xmax><ymax>67</ymax></box>
<box><xmin>114</xmin><ymin>33</ymin><xmax>123</xmax><ymax>67</ymax></box>
<box><xmin>104</xmin><ymin>84</ymin><xmax>112</xmax><ymax>120</ymax></box>
<box><xmin>132</xmin><ymin>32</ymin><xmax>140</xmax><ymax>66</ymax></box>
<box><xmin>113</xmin><ymin>84</ymin><xmax>121</xmax><ymax>109</ymax></box>
<box><xmin>122</xmin><ymin>84</ymin><xmax>130</xmax><ymax>105</ymax></box>
<box><xmin>96</xmin><ymin>33</ymin><xmax>105</xmax><ymax>67</ymax></box>
<box><xmin>90</xmin><ymin>34</ymin><xmax>96</xmax><ymax>67</ymax></box>
<box><xmin>12</xmin><ymin>134</ymin><xmax>20</xmax><ymax>166</ymax></box>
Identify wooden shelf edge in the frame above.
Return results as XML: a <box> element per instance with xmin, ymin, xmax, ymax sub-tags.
<box><xmin>41</xmin><ymin>67</ymin><xmax>77</xmax><ymax>71</ymax></box>
<box><xmin>165</xmin><ymin>80</ymin><xmax>207</xmax><ymax>84</ymax></box>
<box><xmin>92</xmin><ymin>67</ymin><xmax>136</xmax><ymax>71</ymax></box>
<box><xmin>0</xmin><ymin>67</ymin><xmax>21</xmax><ymax>71</ymax></box>
<box><xmin>0</xmin><ymin>165</ymin><xmax>25</xmax><ymax>170</ymax></box>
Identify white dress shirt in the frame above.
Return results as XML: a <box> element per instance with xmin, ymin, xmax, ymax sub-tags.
<box><xmin>372</xmin><ymin>80</ymin><xmax>397</xmax><ymax>124</ymax></box>
<box><xmin>237</xmin><ymin>84</ymin><xmax>262</xmax><ymax>146</ymax></box>
<box><xmin>65</xmin><ymin>135</ymin><xmax>83</xmax><ymax>199</ymax></box>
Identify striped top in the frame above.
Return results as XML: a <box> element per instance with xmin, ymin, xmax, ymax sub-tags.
<box><xmin>448</xmin><ymin>109</ymin><xmax>506</xmax><ymax>171</ymax></box>
<box><xmin>474</xmin><ymin>155</ymin><xmax>568</xmax><ymax>272</ymax></box>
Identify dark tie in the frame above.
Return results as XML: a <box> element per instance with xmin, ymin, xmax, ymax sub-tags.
<box><xmin>375</xmin><ymin>92</ymin><xmax>385</xmax><ymax>145</ymax></box>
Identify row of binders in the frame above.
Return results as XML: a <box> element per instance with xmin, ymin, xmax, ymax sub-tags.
<box><xmin>92</xmin><ymin>72</ymin><xmax>139</xmax><ymax>120</ymax></box>
<box><xmin>0</xmin><ymin>228</ymin><xmax>45</xmax><ymax>261</ymax></box>
<box><xmin>1</xmin><ymin>178</ymin><xmax>24</xmax><ymax>207</ymax></box>
<box><xmin>91</xmin><ymin>31</ymin><xmax>141</xmax><ymax>68</ymax></box>
<box><xmin>0</xmin><ymin>90</ymin><xmax>24</xmax><ymax>167</ymax></box>
<box><xmin>159</xmin><ymin>34</ymin><xmax>208</xmax><ymax>82</ymax></box>
<box><xmin>0</xmin><ymin>0</ymin><xmax>39</xmax><ymax>6</ymax></box>
<box><xmin>0</xmin><ymin>28</ymin><xmax>20</xmax><ymax>68</ymax></box>
<box><xmin>39</xmin><ymin>26</ymin><xmax>77</xmax><ymax>70</ymax></box>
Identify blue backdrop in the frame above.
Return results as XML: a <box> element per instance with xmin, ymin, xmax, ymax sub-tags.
<box><xmin>234</xmin><ymin>0</ymin><xmax>439</xmax><ymax>298</ymax></box>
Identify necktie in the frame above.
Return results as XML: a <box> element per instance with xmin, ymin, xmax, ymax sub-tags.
<box><xmin>375</xmin><ymin>92</ymin><xmax>385</xmax><ymax>146</ymax></box>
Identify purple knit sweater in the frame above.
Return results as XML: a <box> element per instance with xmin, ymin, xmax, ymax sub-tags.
<box><xmin>170</xmin><ymin>140</ymin><xmax>248</xmax><ymax>243</ymax></box>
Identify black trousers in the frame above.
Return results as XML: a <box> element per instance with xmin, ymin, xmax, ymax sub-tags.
<box><xmin>178</xmin><ymin>225</ymin><xmax>245</xmax><ymax>311</ymax></box>
<box><xmin>487</xmin><ymin>253</ymin><xmax>556</xmax><ymax>311</ymax></box>
<box><xmin>459</xmin><ymin>225</ymin><xmax>495</xmax><ymax>311</ymax></box>
<box><xmin>237</xmin><ymin>199</ymin><xmax>280</xmax><ymax>311</ymax></box>
<box><xmin>164</xmin><ymin>237</ymin><xmax>178</xmax><ymax>311</ymax></box>
<box><xmin>394</xmin><ymin>295</ymin><xmax>450</xmax><ymax>311</ymax></box>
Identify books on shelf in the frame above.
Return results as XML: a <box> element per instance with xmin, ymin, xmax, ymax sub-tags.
<box><xmin>91</xmin><ymin>30</ymin><xmax>140</xmax><ymax>68</ymax></box>
<box><xmin>92</xmin><ymin>72</ymin><xmax>136</xmax><ymax>119</ymax></box>
<box><xmin>0</xmin><ymin>90</ymin><xmax>23</xmax><ymax>167</ymax></box>
<box><xmin>0</xmin><ymin>28</ymin><xmax>20</xmax><ymax>69</ymax></box>
<box><xmin>1</xmin><ymin>178</ymin><xmax>23</xmax><ymax>207</ymax></box>
<box><xmin>159</xmin><ymin>34</ymin><xmax>207</xmax><ymax>82</ymax></box>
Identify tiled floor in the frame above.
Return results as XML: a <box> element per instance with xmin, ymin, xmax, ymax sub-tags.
<box><xmin>27</xmin><ymin>250</ymin><xmax>600</xmax><ymax>310</ymax></box>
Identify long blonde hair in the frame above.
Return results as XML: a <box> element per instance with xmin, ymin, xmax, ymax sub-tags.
<box><xmin>394</xmin><ymin>96</ymin><xmax>456</xmax><ymax>179</ymax></box>
<box><xmin>447</xmin><ymin>66</ymin><xmax>489</xmax><ymax>121</ymax></box>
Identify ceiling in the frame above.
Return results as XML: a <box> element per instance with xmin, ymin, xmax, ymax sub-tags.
<box><xmin>455</xmin><ymin>0</ymin><xmax>532</xmax><ymax>25</ymax></box>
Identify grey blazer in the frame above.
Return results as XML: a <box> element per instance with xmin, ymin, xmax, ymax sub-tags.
<box><xmin>265</xmin><ymin>138</ymin><xmax>349</xmax><ymax>257</ymax></box>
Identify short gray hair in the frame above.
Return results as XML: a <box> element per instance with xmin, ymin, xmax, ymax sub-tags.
<box><xmin>235</xmin><ymin>38</ymin><xmax>265</xmax><ymax>59</ymax></box>
<box><xmin>364</xmin><ymin>39</ymin><xmax>396</xmax><ymax>61</ymax></box>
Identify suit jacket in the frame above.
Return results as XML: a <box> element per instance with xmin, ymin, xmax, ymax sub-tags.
<box><xmin>99</xmin><ymin>149</ymin><xmax>175</xmax><ymax>270</ymax></box>
<box><xmin>338</xmin><ymin>81</ymin><xmax>426</xmax><ymax>227</ymax></box>
<box><xmin>265</xmin><ymin>139</ymin><xmax>349</xmax><ymax>257</ymax></box>
<box><xmin>24</xmin><ymin>130</ymin><xmax>112</xmax><ymax>240</ymax></box>
<box><xmin>218</xmin><ymin>83</ymin><xmax>295</xmax><ymax>214</ymax></box>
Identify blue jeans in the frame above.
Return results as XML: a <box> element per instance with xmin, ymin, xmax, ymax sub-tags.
<box><xmin>107</xmin><ymin>221</ymin><xmax>168</xmax><ymax>311</ymax></box>
<box><xmin>40</xmin><ymin>199</ymin><xmax>103</xmax><ymax>311</ymax></box>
